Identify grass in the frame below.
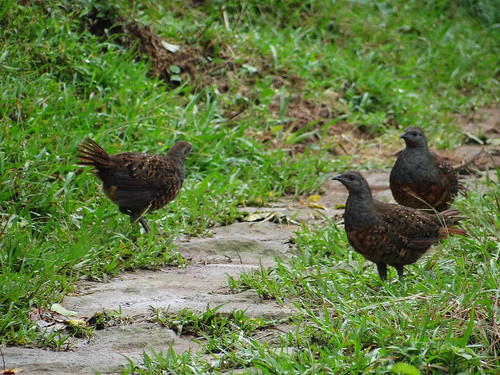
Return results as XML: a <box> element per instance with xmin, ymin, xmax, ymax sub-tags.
<box><xmin>1</xmin><ymin>0</ymin><xmax>499</xmax><ymax>373</ymax></box>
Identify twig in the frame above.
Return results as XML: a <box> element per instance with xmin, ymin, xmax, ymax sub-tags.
<box><xmin>225</xmin><ymin>104</ymin><xmax>249</xmax><ymax>122</ymax></box>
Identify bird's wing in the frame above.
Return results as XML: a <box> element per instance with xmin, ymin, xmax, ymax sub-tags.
<box><xmin>347</xmin><ymin>224</ymin><xmax>396</xmax><ymax>263</ymax></box>
<box><xmin>101</xmin><ymin>154</ymin><xmax>181</xmax><ymax>208</ymax></box>
<box><xmin>433</xmin><ymin>154</ymin><xmax>461</xmax><ymax>196</ymax></box>
<box><xmin>374</xmin><ymin>202</ymin><xmax>439</xmax><ymax>252</ymax></box>
<box><xmin>348</xmin><ymin>222</ymin><xmax>426</xmax><ymax>265</ymax></box>
<box><xmin>104</xmin><ymin>153</ymin><xmax>177</xmax><ymax>189</ymax></box>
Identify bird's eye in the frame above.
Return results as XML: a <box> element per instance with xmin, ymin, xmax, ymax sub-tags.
<box><xmin>348</xmin><ymin>174</ymin><xmax>355</xmax><ymax>180</ymax></box>
<box><xmin>413</xmin><ymin>131</ymin><xmax>418</xmax><ymax>136</ymax></box>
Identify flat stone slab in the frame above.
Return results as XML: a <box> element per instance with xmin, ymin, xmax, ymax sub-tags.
<box><xmin>3</xmin><ymin>323</ymin><xmax>190</xmax><ymax>375</ymax></box>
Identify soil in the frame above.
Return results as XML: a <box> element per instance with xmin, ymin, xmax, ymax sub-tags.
<box><xmin>454</xmin><ymin>107</ymin><xmax>500</xmax><ymax>170</ymax></box>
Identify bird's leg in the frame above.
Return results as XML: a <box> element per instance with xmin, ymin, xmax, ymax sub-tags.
<box><xmin>128</xmin><ymin>212</ymin><xmax>150</xmax><ymax>234</ymax></box>
<box><xmin>138</xmin><ymin>217</ymin><xmax>150</xmax><ymax>234</ymax></box>
<box><xmin>376</xmin><ymin>263</ymin><xmax>388</xmax><ymax>281</ymax></box>
<box><xmin>394</xmin><ymin>265</ymin><xmax>404</xmax><ymax>280</ymax></box>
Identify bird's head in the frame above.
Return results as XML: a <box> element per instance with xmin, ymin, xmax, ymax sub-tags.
<box><xmin>332</xmin><ymin>170</ymin><xmax>371</xmax><ymax>196</ymax></box>
<box><xmin>399</xmin><ymin>126</ymin><xmax>428</xmax><ymax>149</ymax></box>
<box><xmin>168</xmin><ymin>141</ymin><xmax>193</xmax><ymax>160</ymax></box>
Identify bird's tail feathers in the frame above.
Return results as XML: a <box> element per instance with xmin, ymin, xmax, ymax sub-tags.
<box><xmin>438</xmin><ymin>226</ymin><xmax>467</xmax><ymax>238</ymax></box>
<box><xmin>439</xmin><ymin>209</ymin><xmax>464</xmax><ymax>225</ymax></box>
<box><xmin>436</xmin><ymin>209</ymin><xmax>466</xmax><ymax>238</ymax></box>
<box><xmin>77</xmin><ymin>138</ymin><xmax>111</xmax><ymax>168</ymax></box>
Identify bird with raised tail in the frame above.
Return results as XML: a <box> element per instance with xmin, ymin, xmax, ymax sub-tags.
<box><xmin>77</xmin><ymin>138</ymin><xmax>192</xmax><ymax>233</ymax></box>
<box><xmin>333</xmin><ymin>170</ymin><xmax>466</xmax><ymax>280</ymax></box>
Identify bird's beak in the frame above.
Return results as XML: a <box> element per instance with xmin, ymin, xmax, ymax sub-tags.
<box><xmin>399</xmin><ymin>131</ymin><xmax>408</xmax><ymax>139</ymax></box>
<box><xmin>332</xmin><ymin>174</ymin><xmax>342</xmax><ymax>181</ymax></box>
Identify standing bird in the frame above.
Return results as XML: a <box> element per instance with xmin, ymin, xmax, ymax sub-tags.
<box><xmin>390</xmin><ymin>126</ymin><xmax>462</xmax><ymax>211</ymax></box>
<box><xmin>333</xmin><ymin>171</ymin><xmax>466</xmax><ymax>280</ymax></box>
<box><xmin>77</xmin><ymin>138</ymin><xmax>192</xmax><ymax>233</ymax></box>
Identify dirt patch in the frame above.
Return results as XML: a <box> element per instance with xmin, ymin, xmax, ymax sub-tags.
<box><xmin>79</xmin><ymin>6</ymin><xmax>365</xmax><ymax>152</ymax></box>
<box><xmin>265</xmin><ymin>94</ymin><xmax>375</xmax><ymax>151</ymax></box>
<box><xmin>127</xmin><ymin>22</ymin><xmax>199</xmax><ymax>85</ymax></box>
<box><xmin>454</xmin><ymin>106</ymin><xmax>500</xmax><ymax>170</ymax></box>
<box><xmin>268</xmin><ymin>94</ymin><xmax>331</xmax><ymax>134</ymax></box>
<box><xmin>81</xmin><ymin>8</ymin><xmax>201</xmax><ymax>88</ymax></box>
<box><xmin>458</xmin><ymin>107</ymin><xmax>500</xmax><ymax>138</ymax></box>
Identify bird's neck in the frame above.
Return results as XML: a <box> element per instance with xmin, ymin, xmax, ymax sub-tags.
<box><xmin>403</xmin><ymin>145</ymin><xmax>433</xmax><ymax>164</ymax></box>
<box><xmin>344</xmin><ymin>191</ymin><xmax>378</xmax><ymax>230</ymax></box>
<box><xmin>166</xmin><ymin>150</ymin><xmax>184</xmax><ymax>160</ymax></box>
<box><xmin>165</xmin><ymin>149</ymin><xmax>188</xmax><ymax>169</ymax></box>
<box><xmin>406</xmin><ymin>143</ymin><xmax>431</xmax><ymax>156</ymax></box>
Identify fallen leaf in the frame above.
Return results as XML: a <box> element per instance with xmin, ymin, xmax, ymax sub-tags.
<box><xmin>50</xmin><ymin>304</ymin><xmax>77</xmax><ymax>318</ymax></box>
<box><xmin>308</xmin><ymin>203</ymin><xmax>325</xmax><ymax>209</ymax></box>
<box><xmin>307</xmin><ymin>195</ymin><xmax>321</xmax><ymax>203</ymax></box>
<box><xmin>242</xmin><ymin>212</ymin><xmax>299</xmax><ymax>225</ymax></box>
<box><xmin>243</xmin><ymin>212</ymin><xmax>270</xmax><ymax>222</ymax></box>
<box><xmin>3</xmin><ymin>368</ymin><xmax>24</xmax><ymax>374</ymax></box>
<box><xmin>161</xmin><ymin>40</ymin><xmax>180</xmax><ymax>53</ymax></box>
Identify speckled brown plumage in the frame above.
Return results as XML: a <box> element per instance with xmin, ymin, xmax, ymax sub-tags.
<box><xmin>77</xmin><ymin>138</ymin><xmax>192</xmax><ymax>233</ymax></box>
<box><xmin>390</xmin><ymin>126</ymin><xmax>462</xmax><ymax>211</ymax></box>
<box><xmin>333</xmin><ymin>171</ymin><xmax>466</xmax><ymax>280</ymax></box>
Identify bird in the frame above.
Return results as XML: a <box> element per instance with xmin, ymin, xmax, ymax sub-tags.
<box><xmin>77</xmin><ymin>138</ymin><xmax>192</xmax><ymax>233</ymax></box>
<box><xmin>333</xmin><ymin>171</ymin><xmax>466</xmax><ymax>280</ymax></box>
<box><xmin>390</xmin><ymin>126</ymin><xmax>462</xmax><ymax>211</ymax></box>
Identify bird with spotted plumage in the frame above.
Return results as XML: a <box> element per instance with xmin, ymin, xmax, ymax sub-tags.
<box><xmin>333</xmin><ymin>171</ymin><xmax>466</xmax><ymax>281</ymax></box>
<box><xmin>390</xmin><ymin>126</ymin><xmax>463</xmax><ymax>212</ymax></box>
<box><xmin>77</xmin><ymin>138</ymin><xmax>192</xmax><ymax>233</ymax></box>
